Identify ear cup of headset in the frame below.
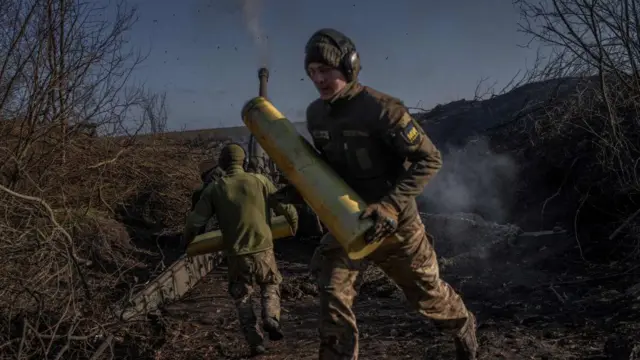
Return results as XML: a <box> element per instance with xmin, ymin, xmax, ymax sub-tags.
<box><xmin>341</xmin><ymin>50</ymin><xmax>360</xmax><ymax>82</ymax></box>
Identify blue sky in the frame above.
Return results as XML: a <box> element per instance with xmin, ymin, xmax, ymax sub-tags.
<box><xmin>125</xmin><ymin>0</ymin><xmax>538</xmax><ymax>130</ymax></box>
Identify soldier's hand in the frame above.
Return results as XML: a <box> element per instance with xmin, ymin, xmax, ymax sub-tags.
<box><xmin>359</xmin><ymin>202</ymin><xmax>399</xmax><ymax>244</ymax></box>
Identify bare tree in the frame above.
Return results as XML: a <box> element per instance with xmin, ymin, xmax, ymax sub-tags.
<box><xmin>0</xmin><ymin>1</ymin><xmax>186</xmax><ymax>359</ymax></box>
<box><xmin>0</xmin><ymin>0</ymin><xmax>155</xmax><ymax>181</ymax></box>
<box><xmin>507</xmin><ymin>0</ymin><xmax>640</xmax><ymax>263</ymax></box>
<box><xmin>472</xmin><ymin>67</ymin><xmax>535</xmax><ymax>101</ymax></box>
<box><xmin>141</xmin><ymin>89</ymin><xmax>169</xmax><ymax>134</ymax></box>
<box><xmin>514</xmin><ymin>0</ymin><xmax>640</xmax><ymax>196</ymax></box>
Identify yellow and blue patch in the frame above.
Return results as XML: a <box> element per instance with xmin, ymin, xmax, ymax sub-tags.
<box><xmin>399</xmin><ymin>114</ymin><xmax>421</xmax><ymax>145</ymax></box>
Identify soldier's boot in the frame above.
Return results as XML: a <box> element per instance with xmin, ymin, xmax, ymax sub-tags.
<box><xmin>263</xmin><ymin>317</ymin><xmax>284</xmax><ymax>341</ymax></box>
<box><xmin>237</xmin><ymin>309</ymin><xmax>266</xmax><ymax>356</ymax></box>
<box><xmin>454</xmin><ymin>312</ymin><xmax>478</xmax><ymax>360</ymax></box>
<box><xmin>250</xmin><ymin>344</ymin><xmax>266</xmax><ymax>357</ymax></box>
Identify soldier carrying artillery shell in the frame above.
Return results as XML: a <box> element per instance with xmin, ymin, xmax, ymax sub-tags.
<box><xmin>183</xmin><ymin>143</ymin><xmax>299</xmax><ymax>357</ymax></box>
<box><xmin>276</xmin><ymin>28</ymin><xmax>479</xmax><ymax>360</ymax></box>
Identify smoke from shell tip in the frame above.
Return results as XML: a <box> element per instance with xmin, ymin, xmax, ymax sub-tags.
<box><xmin>240</xmin><ymin>0</ymin><xmax>269</xmax><ymax>67</ymax></box>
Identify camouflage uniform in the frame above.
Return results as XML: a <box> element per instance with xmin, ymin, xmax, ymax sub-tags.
<box><xmin>303</xmin><ymin>29</ymin><xmax>478</xmax><ymax>359</ymax></box>
<box><xmin>184</xmin><ymin>144</ymin><xmax>299</xmax><ymax>355</ymax></box>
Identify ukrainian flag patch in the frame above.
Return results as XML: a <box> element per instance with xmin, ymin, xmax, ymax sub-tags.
<box><xmin>400</xmin><ymin>115</ymin><xmax>421</xmax><ymax>144</ymax></box>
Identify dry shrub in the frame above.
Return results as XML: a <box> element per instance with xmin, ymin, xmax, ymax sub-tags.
<box><xmin>536</xmin><ymin>79</ymin><xmax>640</xmax><ymax>192</ymax></box>
<box><xmin>500</xmin><ymin>0</ymin><xmax>640</xmax><ymax>262</ymax></box>
<box><xmin>498</xmin><ymin>77</ymin><xmax>640</xmax><ymax>193</ymax></box>
<box><xmin>68</xmin><ymin>210</ymin><xmax>143</xmax><ymax>274</ymax></box>
<box><xmin>0</xmin><ymin>133</ymin><xmax>227</xmax><ymax>359</ymax></box>
<box><xmin>0</xmin><ymin>0</ymin><xmax>235</xmax><ymax>356</ymax></box>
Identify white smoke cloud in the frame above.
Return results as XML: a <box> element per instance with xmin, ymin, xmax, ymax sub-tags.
<box><xmin>418</xmin><ymin>136</ymin><xmax>519</xmax><ymax>224</ymax></box>
<box><xmin>239</xmin><ymin>0</ymin><xmax>269</xmax><ymax>67</ymax></box>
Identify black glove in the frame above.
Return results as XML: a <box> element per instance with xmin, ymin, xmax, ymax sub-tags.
<box><xmin>359</xmin><ymin>202</ymin><xmax>399</xmax><ymax>244</ymax></box>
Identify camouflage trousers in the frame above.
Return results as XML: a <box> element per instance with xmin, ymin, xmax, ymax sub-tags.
<box><xmin>310</xmin><ymin>214</ymin><xmax>473</xmax><ymax>360</ymax></box>
<box><xmin>227</xmin><ymin>249</ymin><xmax>283</xmax><ymax>347</ymax></box>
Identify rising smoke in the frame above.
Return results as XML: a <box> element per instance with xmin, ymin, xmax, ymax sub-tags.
<box><xmin>418</xmin><ymin>136</ymin><xmax>519</xmax><ymax>224</ymax></box>
<box><xmin>192</xmin><ymin>0</ymin><xmax>269</xmax><ymax>66</ymax></box>
<box><xmin>239</xmin><ymin>0</ymin><xmax>269</xmax><ymax>67</ymax></box>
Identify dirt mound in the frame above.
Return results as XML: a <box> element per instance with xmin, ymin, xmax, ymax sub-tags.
<box><xmin>415</xmin><ymin>75</ymin><xmax>640</xmax><ymax>273</ymax></box>
<box><xmin>415</xmin><ymin>78</ymin><xmax>582</xmax><ymax>148</ymax></box>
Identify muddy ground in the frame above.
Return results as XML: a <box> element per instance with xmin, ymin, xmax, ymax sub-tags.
<box><xmin>118</xmin><ymin>214</ymin><xmax>640</xmax><ymax>360</ymax></box>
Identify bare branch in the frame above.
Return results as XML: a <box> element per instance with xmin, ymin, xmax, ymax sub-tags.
<box><xmin>511</xmin><ymin>0</ymin><xmax>640</xmax><ymax>254</ymax></box>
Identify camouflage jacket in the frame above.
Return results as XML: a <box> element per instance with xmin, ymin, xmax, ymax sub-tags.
<box><xmin>184</xmin><ymin>165</ymin><xmax>299</xmax><ymax>256</ymax></box>
<box><xmin>306</xmin><ymin>82</ymin><xmax>442</xmax><ymax>227</ymax></box>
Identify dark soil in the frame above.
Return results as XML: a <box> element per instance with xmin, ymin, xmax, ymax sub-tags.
<box><xmin>116</xmin><ymin>218</ymin><xmax>640</xmax><ymax>360</ymax></box>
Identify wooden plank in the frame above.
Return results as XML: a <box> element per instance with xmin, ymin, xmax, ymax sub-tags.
<box><xmin>115</xmin><ymin>252</ymin><xmax>223</xmax><ymax>321</ymax></box>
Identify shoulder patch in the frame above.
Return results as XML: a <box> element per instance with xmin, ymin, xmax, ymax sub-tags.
<box><xmin>399</xmin><ymin>113</ymin><xmax>422</xmax><ymax>145</ymax></box>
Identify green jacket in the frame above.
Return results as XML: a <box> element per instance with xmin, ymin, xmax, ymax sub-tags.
<box><xmin>184</xmin><ymin>165</ymin><xmax>299</xmax><ymax>256</ymax></box>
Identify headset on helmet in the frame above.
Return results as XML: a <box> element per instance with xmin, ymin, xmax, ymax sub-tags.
<box><xmin>307</xmin><ymin>28</ymin><xmax>360</xmax><ymax>82</ymax></box>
